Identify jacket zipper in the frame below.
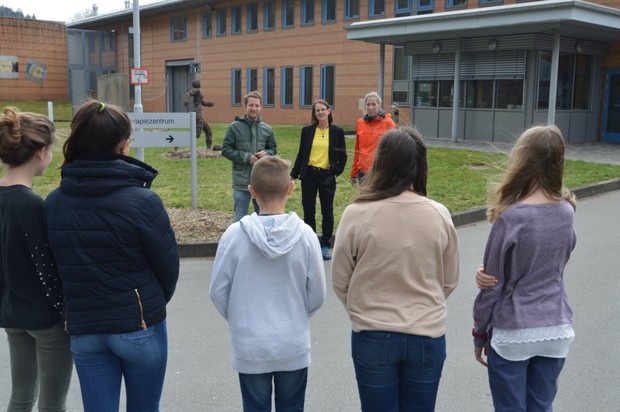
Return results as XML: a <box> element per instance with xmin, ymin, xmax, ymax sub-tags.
<box><xmin>134</xmin><ymin>288</ymin><xmax>148</xmax><ymax>330</ymax></box>
<box><xmin>63</xmin><ymin>296</ymin><xmax>68</xmax><ymax>332</ymax></box>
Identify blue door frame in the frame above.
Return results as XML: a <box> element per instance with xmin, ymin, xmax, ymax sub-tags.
<box><xmin>602</xmin><ymin>70</ymin><xmax>620</xmax><ymax>143</ymax></box>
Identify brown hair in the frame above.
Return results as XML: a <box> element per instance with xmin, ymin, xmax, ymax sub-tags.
<box><xmin>0</xmin><ymin>107</ymin><xmax>56</xmax><ymax>166</ymax></box>
<box><xmin>250</xmin><ymin>156</ymin><xmax>291</xmax><ymax>203</ymax></box>
<box><xmin>311</xmin><ymin>100</ymin><xmax>333</xmax><ymax>125</ymax></box>
<box><xmin>62</xmin><ymin>100</ymin><xmax>132</xmax><ymax>167</ymax></box>
<box><xmin>487</xmin><ymin>124</ymin><xmax>576</xmax><ymax>222</ymax></box>
<box><xmin>244</xmin><ymin>90</ymin><xmax>263</xmax><ymax>106</ymax></box>
<box><xmin>355</xmin><ymin>127</ymin><xmax>428</xmax><ymax>202</ymax></box>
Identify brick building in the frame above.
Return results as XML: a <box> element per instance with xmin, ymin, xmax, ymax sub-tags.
<box><xmin>0</xmin><ymin>18</ymin><xmax>68</xmax><ymax>101</ymax></box>
<box><xmin>5</xmin><ymin>0</ymin><xmax>620</xmax><ymax>142</ymax></box>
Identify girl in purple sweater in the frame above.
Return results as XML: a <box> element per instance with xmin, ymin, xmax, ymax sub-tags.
<box><xmin>472</xmin><ymin>125</ymin><xmax>576</xmax><ymax>411</ymax></box>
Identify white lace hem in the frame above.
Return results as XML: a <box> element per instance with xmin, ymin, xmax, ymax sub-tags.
<box><xmin>492</xmin><ymin>324</ymin><xmax>575</xmax><ymax>344</ymax></box>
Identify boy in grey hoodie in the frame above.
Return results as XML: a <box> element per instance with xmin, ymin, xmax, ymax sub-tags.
<box><xmin>210</xmin><ymin>155</ymin><xmax>326</xmax><ymax>412</ymax></box>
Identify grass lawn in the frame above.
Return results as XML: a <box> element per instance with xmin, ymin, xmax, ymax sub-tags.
<box><xmin>4</xmin><ymin>100</ymin><xmax>620</xmax><ymax>226</ymax></box>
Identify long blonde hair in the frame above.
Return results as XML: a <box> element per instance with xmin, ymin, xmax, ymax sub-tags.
<box><xmin>487</xmin><ymin>125</ymin><xmax>576</xmax><ymax>222</ymax></box>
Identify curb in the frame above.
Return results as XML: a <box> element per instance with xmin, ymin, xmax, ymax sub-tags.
<box><xmin>177</xmin><ymin>178</ymin><xmax>620</xmax><ymax>258</ymax></box>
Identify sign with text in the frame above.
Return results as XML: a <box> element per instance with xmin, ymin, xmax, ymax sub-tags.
<box><xmin>128</xmin><ymin>112</ymin><xmax>192</xmax><ymax>148</ymax></box>
<box><xmin>130</xmin><ymin>68</ymin><xmax>149</xmax><ymax>85</ymax></box>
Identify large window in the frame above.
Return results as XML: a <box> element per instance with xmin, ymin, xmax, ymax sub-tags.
<box><xmin>231</xmin><ymin>6</ymin><xmax>242</xmax><ymax>34</ymax></box>
<box><xmin>203</xmin><ymin>11</ymin><xmax>212</xmax><ymax>38</ymax></box>
<box><xmin>300</xmin><ymin>66</ymin><xmax>314</xmax><ymax>107</ymax></box>
<box><xmin>323</xmin><ymin>0</ymin><xmax>336</xmax><ymax>23</ymax></box>
<box><xmin>264</xmin><ymin>0</ymin><xmax>276</xmax><ymax>30</ymax></box>
<box><xmin>345</xmin><ymin>0</ymin><xmax>360</xmax><ymax>19</ymax></box>
<box><xmin>216</xmin><ymin>9</ymin><xmax>227</xmax><ymax>36</ymax></box>
<box><xmin>537</xmin><ymin>52</ymin><xmax>591</xmax><ymax>110</ymax></box>
<box><xmin>321</xmin><ymin>64</ymin><xmax>335</xmax><ymax>106</ymax></box>
<box><xmin>302</xmin><ymin>0</ymin><xmax>314</xmax><ymax>25</ymax></box>
<box><xmin>369</xmin><ymin>0</ymin><xmax>385</xmax><ymax>17</ymax></box>
<box><xmin>464</xmin><ymin>80</ymin><xmax>493</xmax><ymax>108</ymax></box>
<box><xmin>247</xmin><ymin>68</ymin><xmax>258</xmax><ymax>93</ymax></box>
<box><xmin>496</xmin><ymin>80</ymin><xmax>524</xmax><ymax>109</ymax></box>
<box><xmin>264</xmin><ymin>68</ymin><xmax>275</xmax><ymax>106</ymax></box>
<box><xmin>232</xmin><ymin>69</ymin><xmax>242</xmax><ymax>105</ymax></box>
<box><xmin>247</xmin><ymin>2</ymin><xmax>258</xmax><ymax>33</ymax></box>
<box><xmin>170</xmin><ymin>16</ymin><xmax>187</xmax><ymax>42</ymax></box>
<box><xmin>281</xmin><ymin>67</ymin><xmax>294</xmax><ymax>107</ymax></box>
<box><xmin>392</xmin><ymin>46</ymin><xmax>410</xmax><ymax>104</ymax></box>
<box><xmin>282</xmin><ymin>0</ymin><xmax>295</xmax><ymax>28</ymax></box>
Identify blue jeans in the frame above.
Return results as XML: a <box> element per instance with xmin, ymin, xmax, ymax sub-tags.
<box><xmin>238</xmin><ymin>368</ymin><xmax>308</xmax><ymax>412</ymax></box>
<box><xmin>488</xmin><ymin>347</ymin><xmax>565</xmax><ymax>412</ymax></box>
<box><xmin>351</xmin><ymin>330</ymin><xmax>446</xmax><ymax>412</ymax></box>
<box><xmin>5</xmin><ymin>323</ymin><xmax>73</xmax><ymax>412</ymax></box>
<box><xmin>233</xmin><ymin>189</ymin><xmax>259</xmax><ymax>222</ymax></box>
<box><xmin>70</xmin><ymin>320</ymin><xmax>168</xmax><ymax>412</ymax></box>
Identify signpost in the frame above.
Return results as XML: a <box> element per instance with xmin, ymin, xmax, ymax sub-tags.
<box><xmin>128</xmin><ymin>112</ymin><xmax>198</xmax><ymax>208</ymax></box>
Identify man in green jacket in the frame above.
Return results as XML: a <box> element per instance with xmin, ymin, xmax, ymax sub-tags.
<box><xmin>222</xmin><ymin>90</ymin><xmax>277</xmax><ymax>222</ymax></box>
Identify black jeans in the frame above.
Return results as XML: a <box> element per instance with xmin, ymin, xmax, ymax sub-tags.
<box><xmin>301</xmin><ymin>167</ymin><xmax>335</xmax><ymax>247</ymax></box>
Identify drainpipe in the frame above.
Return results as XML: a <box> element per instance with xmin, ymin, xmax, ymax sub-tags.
<box><xmin>548</xmin><ymin>30</ymin><xmax>560</xmax><ymax>125</ymax></box>
<box><xmin>379</xmin><ymin>43</ymin><xmax>385</xmax><ymax>101</ymax></box>
<box><xmin>133</xmin><ymin>0</ymin><xmax>144</xmax><ymax>161</ymax></box>
<box><xmin>451</xmin><ymin>38</ymin><xmax>461</xmax><ymax>142</ymax></box>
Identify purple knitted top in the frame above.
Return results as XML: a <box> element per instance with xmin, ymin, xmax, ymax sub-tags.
<box><xmin>473</xmin><ymin>200</ymin><xmax>576</xmax><ymax>345</ymax></box>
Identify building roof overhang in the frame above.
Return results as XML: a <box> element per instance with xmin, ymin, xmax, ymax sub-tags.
<box><xmin>345</xmin><ymin>0</ymin><xmax>620</xmax><ymax>45</ymax></box>
<box><xmin>66</xmin><ymin>0</ymin><xmax>225</xmax><ymax>29</ymax></box>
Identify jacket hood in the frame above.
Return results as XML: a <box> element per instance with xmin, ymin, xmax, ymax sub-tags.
<box><xmin>59</xmin><ymin>153</ymin><xmax>159</xmax><ymax>197</ymax></box>
<box><xmin>239</xmin><ymin>212</ymin><xmax>305</xmax><ymax>259</ymax></box>
<box><xmin>363</xmin><ymin>110</ymin><xmax>388</xmax><ymax>122</ymax></box>
<box><xmin>234</xmin><ymin>114</ymin><xmax>263</xmax><ymax>124</ymax></box>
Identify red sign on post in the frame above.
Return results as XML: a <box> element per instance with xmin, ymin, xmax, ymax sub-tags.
<box><xmin>130</xmin><ymin>68</ymin><xmax>149</xmax><ymax>85</ymax></box>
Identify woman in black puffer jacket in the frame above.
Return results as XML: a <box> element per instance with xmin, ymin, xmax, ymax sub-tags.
<box><xmin>45</xmin><ymin>100</ymin><xmax>180</xmax><ymax>412</ymax></box>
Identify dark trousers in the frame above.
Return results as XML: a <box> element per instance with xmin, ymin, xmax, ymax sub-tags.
<box><xmin>196</xmin><ymin>116</ymin><xmax>212</xmax><ymax>148</ymax></box>
<box><xmin>301</xmin><ymin>167</ymin><xmax>335</xmax><ymax>248</ymax></box>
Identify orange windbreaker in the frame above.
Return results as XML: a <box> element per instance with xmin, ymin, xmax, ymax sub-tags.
<box><xmin>350</xmin><ymin>113</ymin><xmax>396</xmax><ymax>178</ymax></box>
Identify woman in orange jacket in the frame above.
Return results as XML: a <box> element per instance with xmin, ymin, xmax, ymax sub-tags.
<box><xmin>350</xmin><ymin>91</ymin><xmax>396</xmax><ymax>185</ymax></box>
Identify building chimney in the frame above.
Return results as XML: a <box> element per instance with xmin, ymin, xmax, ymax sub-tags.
<box><xmin>125</xmin><ymin>1</ymin><xmax>131</xmax><ymax>9</ymax></box>
<box><xmin>93</xmin><ymin>3</ymin><xmax>99</xmax><ymax>16</ymax></box>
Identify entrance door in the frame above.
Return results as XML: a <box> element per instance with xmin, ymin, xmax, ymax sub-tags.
<box><xmin>166</xmin><ymin>63</ymin><xmax>192</xmax><ymax>112</ymax></box>
<box><xmin>602</xmin><ymin>71</ymin><xmax>620</xmax><ymax>142</ymax></box>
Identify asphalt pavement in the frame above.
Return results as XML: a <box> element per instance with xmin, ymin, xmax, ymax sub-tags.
<box><xmin>2</xmin><ymin>189</ymin><xmax>619</xmax><ymax>411</ymax></box>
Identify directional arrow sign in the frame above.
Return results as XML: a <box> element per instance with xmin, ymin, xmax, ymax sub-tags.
<box><xmin>131</xmin><ymin>131</ymin><xmax>190</xmax><ymax>148</ymax></box>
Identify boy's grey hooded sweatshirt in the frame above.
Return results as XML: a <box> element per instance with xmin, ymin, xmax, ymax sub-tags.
<box><xmin>210</xmin><ymin>212</ymin><xmax>326</xmax><ymax>374</ymax></box>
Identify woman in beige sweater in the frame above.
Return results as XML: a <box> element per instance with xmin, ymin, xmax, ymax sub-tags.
<box><xmin>332</xmin><ymin>127</ymin><xmax>459</xmax><ymax>412</ymax></box>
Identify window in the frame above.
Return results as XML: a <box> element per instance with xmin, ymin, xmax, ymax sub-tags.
<box><xmin>446</xmin><ymin>0</ymin><xmax>467</xmax><ymax>8</ymax></box>
<box><xmin>264</xmin><ymin>68</ymin><xmax>275</xmax><ymax>106</ymax></box>
<box><xmin>464</xmin><ymin>80</ymin><xmax>493</xmax><ymax>108</ymax></box>
<box><xmin>392</xmin><ymin>47</ymin><xmax>410</xmax><ymax>104</ymax></box>
<box><xmin>438</xmin><ymin>80</ymin><xmax>465</xmax><ymax>107</ymax></box>
<box><xmin>264</xmin><ymin>0</ymin><xmax>276</xmax><ymax>30</ymax></box>
<box><xmin>281</xmin><ymin>67</ymin><xmax>294</xmax><ymax>107</ymax></box>
<box><xmin>479</xmin><ymin>0</ymin><xmax>502</xmax><ymax>5</ymax></box>
<box><xmin>247</xmin><ymin>2</ymin><xmax>258</xmax><ymax>32</ymax></box>
<box><xmin>345</xmin><ymin>0</ymin><xmax>360</xmax><ymax>19</ymax></box>
<box><xmin>217</xmin><ymin>9</ymin><xmax>227</xmax><ymax>36</ymax></box>
<box><xmin>320</xmin><ymin>65</ymin><xmax>335</xmax><ymax>106</ymax></box>
<box><xmin>170</xmin><ymin>16</ymin><xmax>187</xmax><ymax>42</ymax></box>
<box><xmin>300</xmin><ymin>66</ymin><xmax>314</xmax><ymax>107</ymax></box>
<box><xmin>496</xmin><ymin>80</ymin><xmax>524</xmax><ymax>109</ymax></box>
<box><xmin>302</xmin><ymin>0</ymin><xmax>314</xmax><ymax>25</ymax></box>
<box><xmin>203</xmin><ymin>11</ymin><xmax>212</xmax><ymax>38</ymax></box>
<box><xmin>282</xmin><ymin>0</ymin><xmax>295</xmax><ymax>28</ymax></box>
<box><xmin>322</xmin><ymin>0</ymin><xmax>336</xmax><ymax>23</ymax></box>
<box><xmin>247</xmin><ymin>68</ymin><xmax>258</xmax><ymax>93</ymax></box>
<box><xmin>369</xmin><ymin>0</ymin><xmax>385</xmax><ymax>17</ymax></box>
<box><xmin>414</xmin><ymin>81</ymin><xmax>438</xmax><ymax>107</ymax></box>
<box><xmin>417</xmin><ymin>0</ymin><xmax>434</xmax><ymax>14</ymax></box>
<box><xmin>395</xmin><ymin>0</ymin><xmax>411</xmax><ymax>17</ymax></box>
<box><xmin>537</xmin><ymin>52</ymin><xmax>591</xmax><ymax>110</ymax></box>
<box><xmin>232</xmin><ymin>69</ymin><xmax>242</xmax><ymax>105</ymax></box>
<box><xmin>232</xmin><ymin>6</ymin><xmax>242</xmax><ymax>34</ymax></box>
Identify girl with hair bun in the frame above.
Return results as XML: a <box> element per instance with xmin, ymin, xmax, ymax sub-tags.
<box><xmin>0</xmin><ymin>107</ymin><xmax>73</xmax><ymax>411</ymax></box>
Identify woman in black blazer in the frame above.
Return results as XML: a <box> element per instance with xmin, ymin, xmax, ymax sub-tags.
<box><xmin>291</xmin><ymin>99</ymin><xmax>347</xmax><ymax>260</ymax></box>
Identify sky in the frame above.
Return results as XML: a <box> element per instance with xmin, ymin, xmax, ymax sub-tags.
<box><xmin>1</xmin><ymin>0</ymin><xmax>160</xmax><ymax>23</ymax></box>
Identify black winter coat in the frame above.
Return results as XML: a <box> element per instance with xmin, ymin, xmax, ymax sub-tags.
<box><xmin>45</xmin><ymin>153</ymin><xmax>179</xmax><ymax>335</ymax></box>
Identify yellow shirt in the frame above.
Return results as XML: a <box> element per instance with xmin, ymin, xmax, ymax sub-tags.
<box><xmin>308</xmin><ymin>127</ymin><xmax>330</xmax><ymax>169</ymax></box>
